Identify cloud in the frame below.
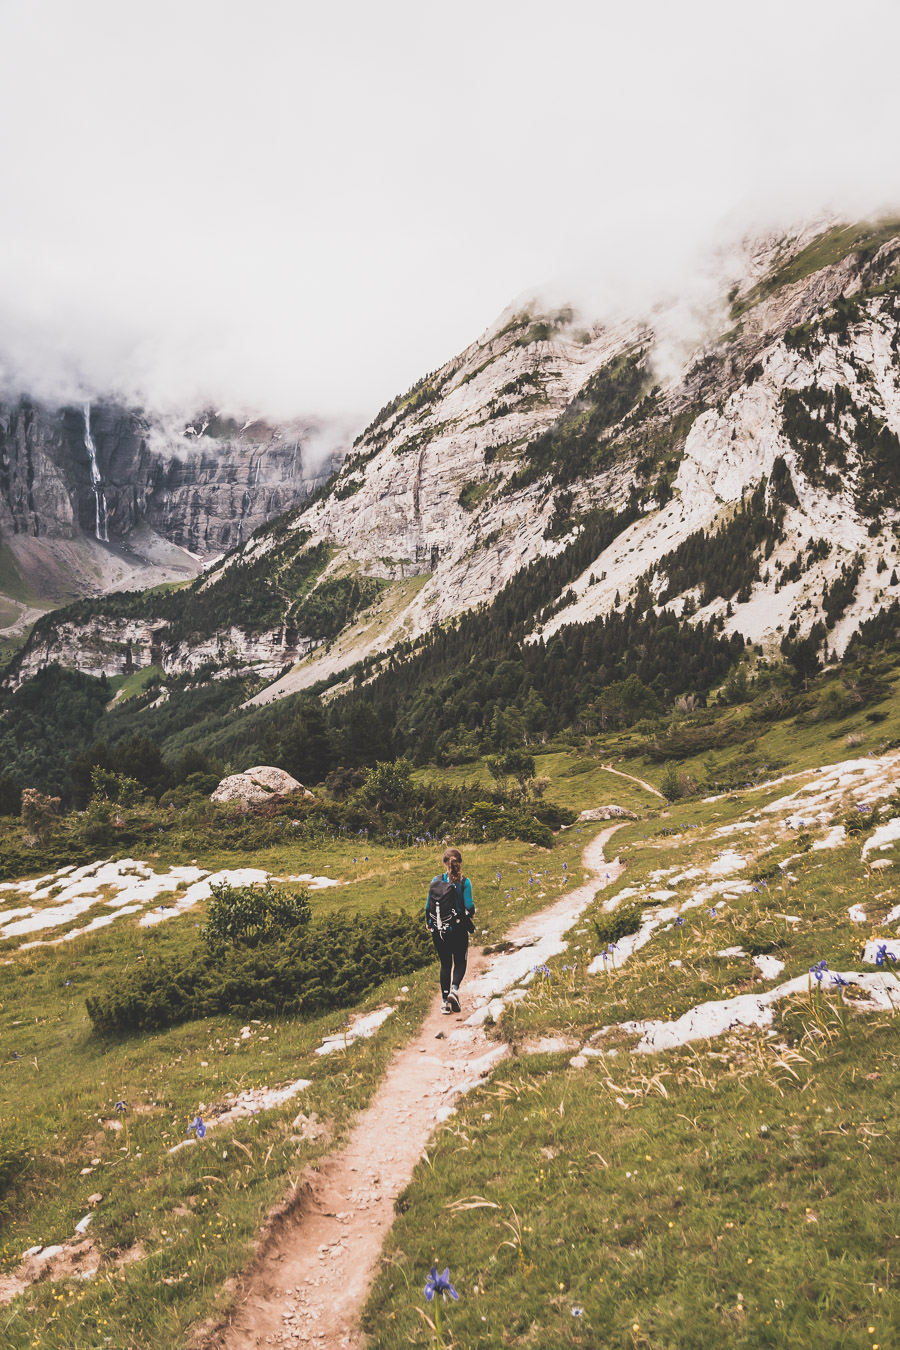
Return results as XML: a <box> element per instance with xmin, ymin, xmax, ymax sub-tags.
<box><xmin>0</xmin><ymin>0</ymin><xmax>898</xmax><ymax>426</ymax></box>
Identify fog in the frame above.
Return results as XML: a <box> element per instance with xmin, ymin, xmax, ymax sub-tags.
<box><xmin>0</xmin><ymin>0</ymin><xmax>898</xmax><ymax>428</ymax></box>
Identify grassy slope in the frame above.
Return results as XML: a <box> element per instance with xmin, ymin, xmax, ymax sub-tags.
<box><xmin>361</xmin><ymin>723</ymin><xmax>900</xmax><ymax>1349</ymax></box>
<box><xmin>2</xmin><ymin>666</ymin><xmax>900</xmax><ymax>1346</ymax></box>
<box><xmin>0</xmin><ymin>825</ymin><xmax>601</xmax><ymax>1349</ymax></box>
<box><xmin>732</xmin><ymin>217</ymin><xmax>900</xmax><ymax>316</ymax></box>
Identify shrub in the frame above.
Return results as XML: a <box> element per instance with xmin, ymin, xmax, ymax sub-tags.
<box><xmin>591</xmin><ymin>902</ymin><xmax>644</xmax><ymax>948</ymax></box>
<box><xmin>359</xmin><ymin>758</ymin><xmax>414</xmax><ymax>811</ymax></box>
<box><xmin>531</xmin><ymin>801</ymin><xmax>577</xmax><ymax>830</ymax></box>
<box><xmin>463</xmin><ymin>802</ymin><xmax>554</xmax><ymax>848</ymax></box>
<box><xmin>204</xmin><ymin>882</ymin><xmax>311</xmax><ymax>949</ymax></box>
<box><xmin>90</xmin><ymin>766</ymin><xmax>146</xmax><ymax>806</ymax></box>
<box><xmin>86</xmin><ymin>910</ymin><xmax>432</xmax><ymax>1035</ymax></box>
<box><xmin>20</xmin><ymin>788</ymin><xmax>61</xmax><ymax>844</ymax></box>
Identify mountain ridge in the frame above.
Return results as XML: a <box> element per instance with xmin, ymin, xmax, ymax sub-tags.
<box><xmin>7</xmin><ymin>217</ymin><xmax>900</xmax><ymax>702</ymax></box>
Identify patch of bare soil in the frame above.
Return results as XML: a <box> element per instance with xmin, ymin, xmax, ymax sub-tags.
<box><xmin>202</xmin><ymin>826</ymin><xmax>624</xmax><ymax>1349</ymax></box>
<box><xmin>0</xmin><ymin>1239</ymin><xmax>100</xmax><ymax>1305</ymax></box>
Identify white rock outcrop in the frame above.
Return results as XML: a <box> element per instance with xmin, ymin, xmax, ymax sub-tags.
<box><xmin>210</xmin><ymin>766</ymin><xmax>313</xmax><ymax>809</ymax></box>
<box><xmin>578</xmin><ymin>805</ymin><xmax>638</xmax><ymax>822</ymax></box>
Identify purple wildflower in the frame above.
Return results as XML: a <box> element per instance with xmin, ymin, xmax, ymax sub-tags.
<box><xmin>424</xmin><ymin>1266</ymin><xmax>459</xmax><ymax>1302</ymax></box>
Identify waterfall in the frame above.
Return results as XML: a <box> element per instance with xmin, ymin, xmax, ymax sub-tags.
<box><xmin>83</xmin><ymin>403</ymin><xmax>109</xmax><ymax>542</ymax></box>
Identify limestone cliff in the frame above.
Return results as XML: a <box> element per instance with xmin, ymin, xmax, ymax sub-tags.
<box><xmin>8</xmin><ymin>219</ymin><xmax>900</xmax><ymax>694</ymax></box>
<box><xmin>0</xmin><ymin>399</ymin><xmax>336</xmax><ymax>621</ymax></box>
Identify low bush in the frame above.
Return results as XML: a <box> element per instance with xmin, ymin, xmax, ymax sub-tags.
<box><xmin>204</xmin><ymin>881</ymin><xmax>311</xmax><ymax>948</ymax></box>
<box><xmin>591</xmin><ymin>901</ymin><xmax>644</xmax><ymax>948</ymax></box>
<box><xmin>462</xmin><ymin>802</ymin><xmax>555</xmax><ymax>848</ymax></box>
<box><xmin>86</xmin><ymin>908</ymin><xmax>433</xmax><ymax>1034</ymax></box>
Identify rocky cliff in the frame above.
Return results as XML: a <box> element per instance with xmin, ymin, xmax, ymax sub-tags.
<box><xmin>0</xmin><ymin>399</ymin><xmax>337</xmax><ymax>626</ymax></box>
<box><xmin>8</xmin><ymin>218</ymin><xmax>900</xmax><ymax>693</ymax></box>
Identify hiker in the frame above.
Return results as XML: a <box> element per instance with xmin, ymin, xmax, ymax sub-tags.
<box><xmin>425</xmin><ymin>847</ymin><xmax>475</xmax><ymax>1014</ymax></box>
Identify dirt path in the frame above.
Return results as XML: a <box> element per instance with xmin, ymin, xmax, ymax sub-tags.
<box><xmin>206</xmin><ymin>827</ymin><xmax>624</xmax><ymax>1350</ymax></box>
<box><xmin>600</xmin><ymin>763</ymin><xmax>665</xmax><ymax>799</ymax></box>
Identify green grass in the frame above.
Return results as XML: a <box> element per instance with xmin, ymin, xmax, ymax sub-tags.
<box><xmin>0</xmin><ymin>598</ymin><xmax>22</xmax><ymax>627</ymax></box>
<box><xmin>414</xmin><ymin>752</ymin><xmax>662</xmax><ymax>817</ymax></box>
<box><xmin>361</xmin><ymin>762</ymin><xmax>900</xmax><ymax>1349</ymax></box>
<box><xmin>0</xmin><ymin>828</ymin><xmax>595</xmax><ymax>1348</ymax></box>
<box><xmin>0</xmin><ymin>542</ymin><xmax>40</xmax><ymax>607</ymax></box>
<box><xmin>107</xmin><ymin>665</ymin><xmax>166</xmax><ymax>703</ymax></box>
<box><xmin>3</xmin><ymin>687</ymin><xmax>900</xmax><ymax>1347</ymax></box>
<box><xmin>364</xmin><ymin>1026</ymin><xmax>900</xmax><ymax>1348</ymax></box>
<box><xmin>0</xmin><ymin>630</ymin><xmax>29</xmax><ymax>671</ymax></box>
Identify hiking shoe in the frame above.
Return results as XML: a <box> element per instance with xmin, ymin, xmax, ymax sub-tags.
<box><xmin>441</xmin><ymin>999</ymin><xmax>452</xmax><ymax>1014</ymax></box>
<box><xmin>447</xmin><ymin>989</ymin><xmax>461</xmax><ymax>1013</ymax></box>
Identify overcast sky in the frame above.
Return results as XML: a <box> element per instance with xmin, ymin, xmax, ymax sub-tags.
<box><xmin>0</xmin><ymin>0</ymin><xmax>898</xmax><ymax>429</ymax></box>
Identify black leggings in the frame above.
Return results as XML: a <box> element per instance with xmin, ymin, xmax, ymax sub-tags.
<box><xmin>431</xmin><ymin>928</ymin><xmax>469</xmax><ymax>997</ymax></box>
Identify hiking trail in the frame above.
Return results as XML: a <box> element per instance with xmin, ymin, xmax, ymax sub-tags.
<box><xmin>205</xmin><ymin>825</ymin><xmax>624</xmax><ymax>1349</ymax></box>
<box><xmin>600</xmin><ymin>763</ymin><xmax>665</xmax><ymax>799</ymax></box>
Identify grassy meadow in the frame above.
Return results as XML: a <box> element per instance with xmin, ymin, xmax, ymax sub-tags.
<box><xmin>0</xmin><ymin>823</ymin><xmax>597</xmax><ymax>1349</ymax></box>
<box><xmin>0</xmin><ymin>675</ymin><xmax>899</xmax><ymax>1347</ymax></box>
<box><xmin>361</xmin><ymin>738</ymin><xmax>900</xmax><ymax>1349</ymax></box>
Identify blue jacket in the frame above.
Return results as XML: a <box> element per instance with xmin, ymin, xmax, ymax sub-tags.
<box><xmin>425</xmin><ymin>874</ymin><xmax>475</xmax><ymax>926</ymax></box>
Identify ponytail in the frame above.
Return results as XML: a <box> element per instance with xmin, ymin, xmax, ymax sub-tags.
<box><xmin>443</xmin><ymin>848</ymin><xmax>463</xmax><ymax>883</ymax></box>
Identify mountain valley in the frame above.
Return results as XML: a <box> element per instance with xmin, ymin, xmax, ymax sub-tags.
<box><xmin>2</xmin><ymin>220</ymin><xmax>900</xmax><ymax>1349</ymax></box>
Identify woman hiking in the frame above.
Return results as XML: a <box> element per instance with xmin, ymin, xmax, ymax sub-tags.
<box><xmin>425</xmin><ymin>847</ymin><xmax>475</xmax><ymax>1014</ymax></box>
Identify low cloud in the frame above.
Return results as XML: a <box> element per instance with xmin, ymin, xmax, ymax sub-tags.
<box><xmin>0</xmin><ymin>1</ymin><xmax>898</xmax><ymax>429</ymax></box>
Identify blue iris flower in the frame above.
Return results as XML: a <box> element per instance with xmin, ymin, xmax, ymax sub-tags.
<box><xmin>810</xmin><ymin>959</ymin><xmax>828</xmax><ymax>983</ymax></box>
<box><xmin>875</xmin><ymin>944</ymin><xmax>897</xmax><ymax>967</ymax></box>
<box><xmin>188</xmin><ymin>1115</ymin><xmax>206</xmax><ymax>1139</ymax></box>
<box><xmin>115</xmin><ymin>1100</ymin><xmax>127</xmax><ymax>1114</ymax></box>
<box><xmin>424</xmin><ymin>1266</ymin><xmax>459</xmax><ymax>1302</ymax></box>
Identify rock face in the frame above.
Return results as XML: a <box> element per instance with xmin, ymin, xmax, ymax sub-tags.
<box><xmin>12</xmin><ymin>219</ymin><xmax>900</xmax><ymax>697</ymax></box>
<box><xmin>0</xmin><ymin>401</ymin><xmax>332</xmax><ymax>554</ymax></box>
<box><xmin>210</xmin><ymin>766</ymin><xmax>313</xmax><ymax>810</ymax></box>
<box><xmin>12</xmin><ymin>616</ymin><xmax>316</xmax><ymax>685</ymax></box>
<box><xmin>0</xmin><ymin>399</ymin><xmax>337</xmax><ymax>613</ymax></box>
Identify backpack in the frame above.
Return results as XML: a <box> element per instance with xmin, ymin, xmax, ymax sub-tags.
<box><xmin>426</xmin><ymin>876</ymin><xmax>467</xmax><ymax>936</ymax></box>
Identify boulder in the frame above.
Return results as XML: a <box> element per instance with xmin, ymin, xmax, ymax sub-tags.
<box><xmin>210</xmin><ymin>766</ymin><xmax>313</xmax><ymax>810</ymax></box>
<box><xmin>578</xmin><ymin>804</ymin><xmax>637</xmax><ymax>822</ymax></box>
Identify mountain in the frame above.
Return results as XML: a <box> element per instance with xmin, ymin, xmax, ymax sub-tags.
<box><xmin>6</xmin><ymin>218</ymin><xmax>900</xmax><ymax>702</ymax></box>
<box><xmin>0</xmin><ymin>398</ymin><xmax>337</xmax><ymax>656</ymax></box>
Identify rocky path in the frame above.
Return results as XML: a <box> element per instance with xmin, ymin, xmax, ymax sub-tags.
<box><xmin>206</xmin><ymin>826</ymin><xmax>624</xmax><ymax>1349</ymax></box>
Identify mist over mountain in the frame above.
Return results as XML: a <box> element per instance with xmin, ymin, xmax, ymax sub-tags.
<box><xmin>2</xmin><ymin>2</ymin><xmax>900</xmax><ymax>427</ymax></box>
<box><xmin>6</xmin><ymin>218</ymin><xmax>900</xmax><ymax>716</ymax></box>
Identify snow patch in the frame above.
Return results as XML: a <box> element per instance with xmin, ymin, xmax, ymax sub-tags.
<box><xmin>603</xmin><ymin>972</ymin><xmax>900</xmax><ymax>1053</ymax></box>
<box><xmin>0</xmin><ymin>857</ymin><xmax>341</xmax><ymax>945</ymax></box>
<box><xmin>862</xmin><ymin>938</ymin><xmax>900</xmax><ymax>965</ymax></box>
<box><xmin>862</xmin><ymin>818</ymin><xmax>900</xmax><ymax>860</ymax></box>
